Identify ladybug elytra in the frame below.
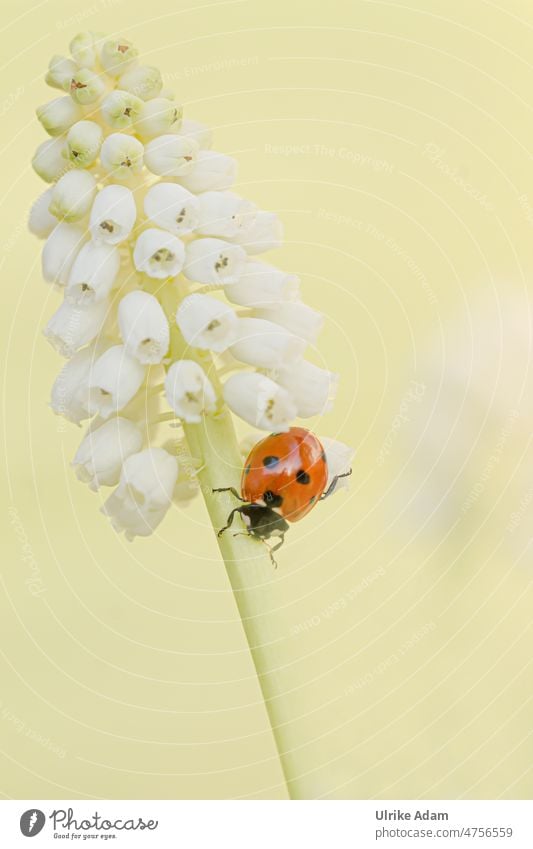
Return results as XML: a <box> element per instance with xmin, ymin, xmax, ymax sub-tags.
<box><xmin>213</xmin><ymin>427</ymin><xmax>351</xmax><ymax>566</ymax></box>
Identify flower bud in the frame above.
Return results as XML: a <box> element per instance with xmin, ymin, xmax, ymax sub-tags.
<box><xmin>66</xmin><ymin>241</ymin><xmax>120</xmax><ymax>305</ymax></box>
<box><xmin>178</xmin><ymin>119</ymin><xmax>213</xmax><ymax>150</ymax></box>
<box><xmin>269</xmin><ymin>360</ymin><xmax>338</xmax><ymax>418</ymax></box>
<box><xmin>224</xmin><ymin>261</ymin><xmax>300</xmax><ymax>308</ymax></box>
<box><xmin>229</xmin><ymin>318</ymin><xmax>306</xmax><ymax>369</ymax></box>
<box><xmin>164</xmin><ymin>360</ymin><xmax>216</xmax><ymax>422</ymax></box>
<box><xmin>135</xmin><ymin>98</ymin><xmax>182</xmax><ymax>140</ymax></box>
<box><xmin>101</xmin><ymin>448</ymin><xmax>178</xmax><ymax>540</ymax></box>
<box><xmin>44</xmin><ymin>299</ymin><xmax>108</xmax><ymax>358</ymax></box>
<box><xmin>100</xmin><ymin>89</ymin><xmax>143</xmax><ymax>129</ymax></box>
<box><xmin>133</xmin><ymin>228</ymin><xmax>185</xmax><ymax>279</ymax></box>
<box><xmin>89</xmin><ymin>185</ymin><xmax>137</xmax><ymax>245</ymax></box>
<box><xmin>143</xmin><ymin>182</ymin><xmax>199</xmax><ymax>236</ymax></box>
<box><xmin>32</xmin><ymin>137</ymin><xmax>69</xmax><ymax>183</ymax></box>
<box><xmin>45</xmin><ymin>55</ymin><xmax>77</xmax><ymax>90</ymax></box>
<box><xmin>100</xmin><ymin>38</ymin><xmax>138</xmax><ymax>77</ymax></box>
<box><xmin>223</xmin><ymin>372</ymin><xmax>296</xmax><ymax>431</ymax></box>
<box><xmin>49</xmin><ymin>170</ymin><xmax>97</xmax><ymax>222</ymax></box>
<box><xmin>195</xmin><ymin>191</ymin><xmax>256</xmax><ymax>239</ymax></box>
<box><xmin>232</xmin><ymin>210</ymin><xmax>283</xmax><ymax>254</ymax></box>
<box><xmin>118</xmin><ymin>65</ymin><xmax>163</xmax><ymax>101</ymax></box>
<box><xmin>86</xmin><ymin>345</ymin><xmax>145</xmax><ymax>418</ymax></box>
<box><xmin>320</xmin><ymin>437</ymin><xmax>354</xmax><ymax>494</ymax></box>
<box><xmin>255</xmin><ymin>302</ymin><xmax>324</xmax><ymax>343</ymax></box>
<box><xmin>183</xmin><ymin>238</ymin><xmax>246</xmax><ymax>286</ymax></box>
<box><xmin>118</xmin><ymin>290</ymin><xmax>169</xmax><ymax>364</ymax></box>
<box><xmin>28</xmin><ymin>188</ymin><xmax>57</xmax><ymax>239</ymax></box>
<box><xmin>65</xmin><ymin>120</ymin><xmax>103</xmax><ymax>168</ymax></box>
<box><xmin>67</xmin><ymin>68</ymin><xmax>105</xmax><ymax>105</ymax></box>
<box><xmin>100</xmin><ymin>132</ymin><xmax>144</xmax><ymax>180</ymax></box>
<box><xmin>69</xmin><ymin>32</ymin><xmax>98</xmax><ymax>68</ymax></box>
<box><xmin>36</xmin><ymin>96</ymin><xmax>82</xmax><ymax>136</ymax></box>
<box><xmin>176</xmin><ymin>150</ymin><xmax>237</xmax><ymax>193</ymax></box>
<box><xmin>72</xmin><ymin>417</ymin><xmax>143</xmax><ymax>490</ymax></box>
<box><xmin>143</xmin><ymin>134</ymin><xmax>198</xmax><ymax>177</ymax></box>
<box><xmin>176</xmin><ymin>294</ymin><xmax>238</xmax><ymax>352</ymax></box>
<box><xmin>50</xmin><ymin>343</ymin><xmax>103</xmax><ymax>423</ymax></box>
<box><xmin>42</xmin><ymin>223</ymin><xmax>85</xmax><ymax>286</ymax></box>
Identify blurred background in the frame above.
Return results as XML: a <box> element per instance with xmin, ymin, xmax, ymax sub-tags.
<box><xmin>1</xmin><ymin>0</ymin><xmax>532</xmax><ymax>799</ymax></box>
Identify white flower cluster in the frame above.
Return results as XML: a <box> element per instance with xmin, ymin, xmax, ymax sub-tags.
<box><xmin>30</xmin><ymin>32</ymin><xmax>352</xmax><ymax>539</ymax></box>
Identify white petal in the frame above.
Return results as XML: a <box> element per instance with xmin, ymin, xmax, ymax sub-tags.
<box><xmin>28</xmin><ymin>188</ymin><xmax>57</xmax><ymax>239</ymax></box>
<box><xmin>50</xmin><ymin>343</ymin><xmax>104</xmax><ymax>423</ymax></box>
<box><xmin>195</xmin><ymin>191</ymin><xmax>257</xmax><ymax>239</ymax></box>
<box><xmin>100</xmin><ymin>89</ymin><xmax>144</xmax><ymax>129</ymax></box>
<box><xmin>135</xmin><ymin>97</ymin><xmax>181</xmax><ymax>140</ymax></box>
<box><xmin>133</xmin><ymin>228</ymin><xmax>185</xmax><ymax>279</ymax></box>
<box><xmin>49</xmin><ymin>169</ymin><xmax>97</xmax><ymax>222</ymax></box>
<box><xmin>223</xmin><ymin>372</ymin><xmax>296</xmax><ymax>431</ymax></box>
<box><xmin>120</xmin><ymin>447</ymin><xmax>177</xmax><ymax>506</ymax></box>
<box><xmin>89</xmin><ymin>185</ymin><xmax>137</xmax><ymax>245</ymax></box>
<box><xmin>65</xmin><ymin>120</ymin><xmax>103</xmax><ymax>168</ymax></box>
<box><xmin>73</xmin><ymin>417</ymin><xmax>143</xmax><ymax>490</ymax></box>
<box><xmin>100</xmin><ymin>38</ymin><xmax>138</xmax><ymax>77</ymax></box>
<box><xmin>100</xmin><ymin>133</ymin><xmax>144</xmax><ymax>180</ymax></box>
<box><xmin>255</xmin><ymin>302</ymin><xmax>324</xmax><ymax>343</ymax></box>
<box><xmin>183</xmin><ymin>238</ymin><xmax>247</xmax><ymax>285</ymax></box>
<box><xmin>101</xmin><ymin>447</ymin><xmax>178</xmax><ymax>539</ymax></box>
<box><xmin>36</xmin><ymin>96</ymin><xmax>83</xmax><ymax>136</ymax></box>
<box><xmin>177</xmin><ymin>119</ymin><xmax>213</xmax><ymax>149</ymax></box>
<box><xmin>118</xmin><ymin>290</ymin><xmax>169</xmax><ymax>364</ymax></box>
<box><xmin>229</xmin><ymin>317</ymin><xmax>306</xmax><ymax>368</ymax></box>
<box><xmin>42</xmin><ymin>223</ymin><xmax>85</xmax><ymax>286</ymax></box>
<box><xmin>176</xmin><ymin>294</ymin><xmax>238</xmax><ymax>353</ymax></box>
<box><xmin>70</xmin><ymin>32</ymin><xmax>98</xmax><ymax>68</ymax></box>
<box><xmin>143</xmin><ymin>134</ymin><xmax>199</xmax><ymax>177</ymax></box>
<box><xmin>67</xmin><ymin>68</ymin><xmax>105</xmax><ymax>105</ymax></box>
<box><xmin>118</xmin><ymin>65</ymin><xmax>163</xmax><ymax>101</ymax></box>
<box><xmin>320</xmin><ymin>437</ymin><xmax>355</xmax><ymax>493</ymax></box>
<box><xmin>44</xmin><ymin>299</ymin><xmax>108</xmax><ymax>358</ymax></box>
<box><xmin>86</xmin><ymin>345</ymin><xmax>145</xmax><ymax>418</ymax></box>
<box><xmin>143</xmin><ymin>183</ymin><xmax>199</xmax><ymax>236</ymax></box>
<box><xmin>45</xmin><ymin>55</ymin><xmax>77</xmax><ymax>90</ymax></box>
<box><xmin>232</xmin><ymin>210</ymin><xmax>283</xmax><ymax>254</ymax></box>
<box><xmin>32</xmin><ymin>137</ymin><xmax>69</xmax><ymax>183</ymax></box>
<box><xmin>66</xmin><ymin>242</ymin><xmax>120</xmax><ymax>306</ymax></box>
<box><xmin>270</xmin><ymin>360</ymin><xmax>338</xmax><ymax>418</ymax></box>
<box><xmin>164</xmin><ymin>360</ymin><xmax>217</xmax><ymax>423</ymax></box>
<box><xmin>224</xmin><ymin>261</ymin><xmax>300</xmax><ymax>307</ymax></box>
<box><xmin>175</xmin><ymin>150</ymin><xmax>237</xmax><ymax>193</ymax></box>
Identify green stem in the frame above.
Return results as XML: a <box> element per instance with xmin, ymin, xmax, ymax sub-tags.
<box><xmin>159</xmin><ymin>281</ymin><xmax>303</xmax><ymax>799</ymax></box>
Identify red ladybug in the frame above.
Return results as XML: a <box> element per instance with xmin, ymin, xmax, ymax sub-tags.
<box><xmin>213</xmin><ymin>427</ymin><xmax>351</xmax><ymax>566</ymax></box>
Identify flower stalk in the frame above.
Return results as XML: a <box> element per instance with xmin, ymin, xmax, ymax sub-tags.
<box><xmin>161</xmin><ymin>282</ymin><xmax>299</xmax><ymax>798</ymax></box>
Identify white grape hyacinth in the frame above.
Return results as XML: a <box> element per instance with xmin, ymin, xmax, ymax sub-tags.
<box><xmin>30</xmin><ymin>31</ymin><xmax>352</xmax><ymax>541</ymax></box>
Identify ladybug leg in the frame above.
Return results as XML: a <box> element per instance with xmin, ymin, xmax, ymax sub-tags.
<box><xmin>320</xmin><ymin>469</ymin><xmax>352</xmax><ymax>500</ymax></box>
<box><xmin>217</xmin><ymin>507</ymin><xmax>244</xmax><ymax>538</ymax></box>
<box><xmin>212</xmin><ymin>486</ymin><xmax>247</xmax><ymax>502</ymax></box>
<box><xmin>268</xmin><ymin>534</ymin><xmax>286</xmax><ymax>569</ymax></box>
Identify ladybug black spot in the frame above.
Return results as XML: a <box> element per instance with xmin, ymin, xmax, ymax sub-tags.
<box><xmin>296</xmin><ymin>469</ymin><xmax>311</xmax><ymax>485</ymax></box>
<box><xmin>321</xmin><ymin>451</ymin><xmax>327</xmax><ymax>463</ymax></box>
<box><xmin>263</xmin><ymin>455</ymin><xmax>279</xmax><ymax>468</ymax></box>
<box><xmin>263</xmin><ymin>489</ymin><xmax>283</xmax><ymax>507</ymax></box>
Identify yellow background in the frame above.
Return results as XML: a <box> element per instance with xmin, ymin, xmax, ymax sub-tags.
<box><xmin>1</xmin><ymin>0</ymin><xmax>532</xmax><ymax>799</ymax></box>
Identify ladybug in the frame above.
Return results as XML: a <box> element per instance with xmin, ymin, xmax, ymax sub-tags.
<box><xmin>213</xmin><ymin>427</ymin><xmax>352</xmax><ymax>566</ymax></box>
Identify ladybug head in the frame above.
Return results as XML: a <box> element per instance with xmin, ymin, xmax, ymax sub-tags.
<box><xmin>240</xmin><ymin>503</ymin><xmax>289</xmax><ymax>541</ymax></box>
